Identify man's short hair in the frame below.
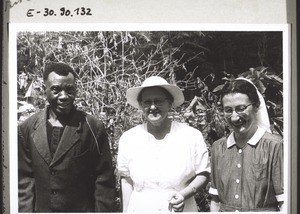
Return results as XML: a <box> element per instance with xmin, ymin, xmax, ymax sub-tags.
<box><xmin>43</xmin><ymin>62</ymin><xmax>77</xmax><ymax>82</ymax></box>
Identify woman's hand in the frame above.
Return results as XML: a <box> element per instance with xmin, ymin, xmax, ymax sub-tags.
<box><xmin>168</xmin><ymin>192</ymin><xmax>185</xmax><ymax>212</ymax></box>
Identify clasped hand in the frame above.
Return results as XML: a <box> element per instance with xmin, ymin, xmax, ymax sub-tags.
<box><xmin>168</xmin><ymin>192</ymin><xmax>185</xmax><ymax>212</ymax></box>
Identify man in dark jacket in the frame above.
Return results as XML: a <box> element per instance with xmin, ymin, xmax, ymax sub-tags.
<box><xmin>18</xmin><ymin>62</ymin><xmax>116</xmax><ymax>212</ymax></box>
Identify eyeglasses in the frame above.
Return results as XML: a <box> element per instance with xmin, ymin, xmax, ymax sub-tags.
<box><xmin>141</xmin><ymin>98</ymin><xmax>168</xmax><ymax>108</ymax></box>
<box><xmin>223</xmin><ymin>103</ymin><xmax>253</xmax><ymax>116</ymax></box>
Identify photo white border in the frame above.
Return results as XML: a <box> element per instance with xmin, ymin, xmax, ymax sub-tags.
<box><xmin>8</xmin><ymin>23</ymin><xmax>290</xmax><ymax>214</ymax></box>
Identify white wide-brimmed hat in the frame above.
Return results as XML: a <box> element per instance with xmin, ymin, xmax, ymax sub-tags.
<box><xmin>126</xmin><ymin>76</ymin><xmax>185</xmax><ymax>109</ymax></box>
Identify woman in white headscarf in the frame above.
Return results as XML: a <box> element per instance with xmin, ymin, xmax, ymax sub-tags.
<box><xmin>209</xmin><ymin>78</ymin><xmax>284</xmax><ymax>212</ymax></box>
<box><xmin>117</xmin><ymin>76</ymin><xmax>210</xmax><ymax>213</ymax></box>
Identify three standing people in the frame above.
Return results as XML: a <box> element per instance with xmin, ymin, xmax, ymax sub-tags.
<box><xmin>18</xmin><ymin>62</ymin><xmax>116</xmax><ymax>212</ymax></box>
<box><xmin>117</xmin><ymin>76</ymin><xmax>211</xmax><ymax>212</ymax></box>
<box><xmin>18</xmin><ymin>63</ymin><xmax>284</xmax><ymax>213</ymax></box>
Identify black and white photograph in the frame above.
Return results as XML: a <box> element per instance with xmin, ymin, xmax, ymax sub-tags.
<box><xmin>8</xmin><ymin>24</ymin><xmax>290</xmax><ymax>213</ymax></box>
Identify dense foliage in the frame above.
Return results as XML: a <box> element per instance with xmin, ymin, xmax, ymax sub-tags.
<box><xmin>17</xmin><ymin>31</ymin><xmax>283</xmax><ymax>211</ymax></box>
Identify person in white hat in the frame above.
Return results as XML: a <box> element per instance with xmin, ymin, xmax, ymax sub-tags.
<box><xmin>117</xmin><ymin>76</ymin><xmax>210</xmax><ymax>212</ymax></box>
<box><xmin>209</xmin><ymin>78</ymin><xmax>284</xmax><ymax>212</ymax></box>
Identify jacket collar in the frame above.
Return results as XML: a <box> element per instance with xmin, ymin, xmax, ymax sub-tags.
<box><xmin>32</xmin><ymin>106</ymin><xmax>84</xmax><ymax>166</ymax></box>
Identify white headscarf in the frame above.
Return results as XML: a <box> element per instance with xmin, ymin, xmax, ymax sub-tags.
<box><xmin>236</xmin><ymin>77</ymin><xmax>271</xmax><ymax>133</ymax></box>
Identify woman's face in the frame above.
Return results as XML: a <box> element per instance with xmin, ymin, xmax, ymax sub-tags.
<box><xmin>222</xmin><ymin>92</ymin><xmax>258</xmax><ymax>137</ymax></box>
<box><xmin>140</xmin><ymin>87</ymin><xmax>172</xmax><ymax>127</ymax></box>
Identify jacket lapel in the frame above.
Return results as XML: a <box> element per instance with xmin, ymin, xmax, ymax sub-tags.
<box><xmin>31</xmin><ymin>109</ymin><xmax>52</xmax><ymax>165</ymax></box>
<box><xmin>50</xmin><ymin>111</ymin><xmax>83</xmax><ymax>166</ymax></box>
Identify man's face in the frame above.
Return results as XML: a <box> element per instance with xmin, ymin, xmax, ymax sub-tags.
<box><xmin>45</xmin><ymin>71</ymin><xmax>76</xmax><ymax>116</ymax></box>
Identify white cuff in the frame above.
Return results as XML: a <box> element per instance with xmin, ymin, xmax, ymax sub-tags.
<box><xmin>208</xmin><ymin>187</ymin><xmax>218</xmax><ymax>195</ymax></box>
<box><xmin>276</xmin><ymin>193</ymin><xmax>284</xmax><ymax>202</ymax></box>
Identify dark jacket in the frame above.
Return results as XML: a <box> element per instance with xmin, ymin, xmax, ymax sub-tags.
<box><xmin>18</xmin><ymin>107</ymin><xmax>116</xmax><ymax>212</ymax></box>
